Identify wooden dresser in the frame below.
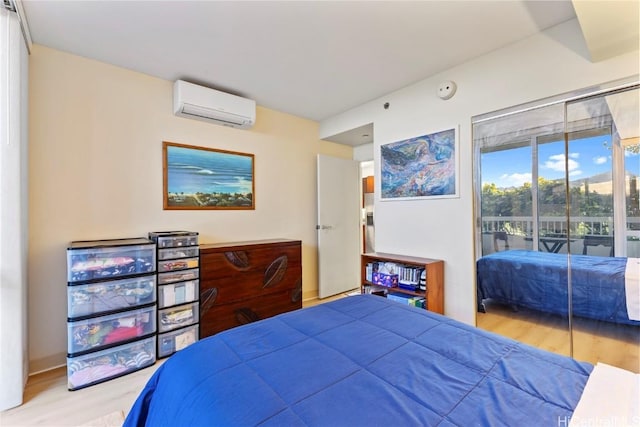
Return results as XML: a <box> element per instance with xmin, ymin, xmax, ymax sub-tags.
<box><xmin>199</xmin><ymin>239</ymin><xmax>302</xmax><ymax>338</ymax></box>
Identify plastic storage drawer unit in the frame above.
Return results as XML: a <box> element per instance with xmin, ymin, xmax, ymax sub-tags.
<box><xmin>149</xmin><ymin>231</ymin><xmax>199</xmax><ymax>249</ymax></box>
<box><xmin>158</xmin><ymin>324</ymin><xmax>199</xmax><ymax>358</ymax></box>
<box><xmin>67</xmin><ymin>275</ymin><xmax>157</xmax><ymax>319</ymax></box>
<box><xmin>67</xmin><ymin>336</ymin><xmax>156</xmax><ymax>390</ymax></box>
<box><xmin>158</xmin><ymin>302</ymin><xmax>199</xmax><ymax>333</ymax></box>
<box><xmin>67</xmin><ymin>305</ymin><xmax>157</xmax><ymax>355</ymax></box>
<box><xmin>158</xmin><ymin>280</ymin><xmax>199</xmax><ymax>309</ymax></box>
<box><xmin>67</xmin><ymin>238</ymin><xmax>156</xmax><ymax>283</ymax></box>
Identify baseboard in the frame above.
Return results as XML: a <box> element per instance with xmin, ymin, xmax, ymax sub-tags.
<box><xmin>302</xmin><ymin>289</ymin><xmax>318</xmax><ymax>301</ymax></box>
<box><xmin>29</xmin><ymin>352</ymin><xmax>66</xmax><ymax>376</ymax></box>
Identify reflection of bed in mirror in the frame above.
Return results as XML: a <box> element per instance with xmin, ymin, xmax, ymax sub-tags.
<box><xmin>477</xmin><ymin>250</ymin><xmax>640</xmax><ymax>326</ymax></box>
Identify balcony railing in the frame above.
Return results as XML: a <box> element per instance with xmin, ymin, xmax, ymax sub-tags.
<box><xmin>481</xmin><ymin>216</ymin><xmax>640</xmax><ymax>257</ymax></box>
<box><xmin>482</xmin><ymin>216</ymin><xmax>640</xmax><ymax>236</ymax></box>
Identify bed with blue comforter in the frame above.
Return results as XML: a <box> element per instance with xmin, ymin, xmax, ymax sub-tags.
<box><xmin>477</xmin><ymin>250</ymin><xmax>639</xmax><ymax>326</ymax></box>
<box><xmin>125</xmin><ymin>294</ymin><xmax>592</xmax><ymax>426</ymax></box>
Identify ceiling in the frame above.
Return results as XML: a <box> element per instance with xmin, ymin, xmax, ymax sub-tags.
<box><xmin>16</xmin><ymin>1</ymin><xmax>639</xmax><ymax>145</ymax></box>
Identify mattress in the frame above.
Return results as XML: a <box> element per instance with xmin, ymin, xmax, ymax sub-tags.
<box><xmin>477</xmin><ymin>250</ymin><xmax>639</xmax><ymax>326</ymax></box>
<box><xmin>125</xmin><ymin>294</ymin><xmax>592</xmax><ymax>426</ymax></box>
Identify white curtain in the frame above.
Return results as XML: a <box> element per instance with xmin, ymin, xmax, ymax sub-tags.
<box><xmin>0</xmin><ymin>6</ymin><xmax>29</xmax><ymax>411</ymax></box>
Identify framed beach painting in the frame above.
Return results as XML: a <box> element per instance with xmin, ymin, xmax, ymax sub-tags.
<box><xmin>380</xmin><ymin>127</ymin><xmax>459</xmax><ymax>200</ymax></box>
<box><xmin>163</xmin><ymin>141</ymin><xmax>255</xmax><ymax>210</ymax></box>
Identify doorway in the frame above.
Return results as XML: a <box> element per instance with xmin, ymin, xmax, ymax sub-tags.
<box><xmin>316</xmin><ymin>155</ymin><xmax>361</xmax><ymax>298</ymax></box>
<box><xmin>317</xmin><ymin>125</ymin><xmax>374</xmax><ymax>299</ymax></box>
<box><xmin>361</xmin><ymin>160</ymin><xmax>374</xmax><ymax>254</ymax></box>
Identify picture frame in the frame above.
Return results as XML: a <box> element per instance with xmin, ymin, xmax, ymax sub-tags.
<box><xmin>380</xmin><ymin>127</ymin><xmax>459</xmax><ymax>200</ymax></box>
<box><xmin>163</xmin><ymin>141</ymin><xmax>255</xmax><ymax>210</ymax></box>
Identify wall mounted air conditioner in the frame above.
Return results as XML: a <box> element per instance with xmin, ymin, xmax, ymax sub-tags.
<box><xmin>173</xmin><ymin>80</ymin><xmax>256</xmax><ymax>129</ymax></box>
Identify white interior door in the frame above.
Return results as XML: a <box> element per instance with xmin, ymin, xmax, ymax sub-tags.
<box><xmin>317</xmin><ymin>154</ymin><xmax>361</xmax><ymax>298</ymax></box>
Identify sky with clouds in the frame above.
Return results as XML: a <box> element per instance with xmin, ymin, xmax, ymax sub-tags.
<box><xmin>482</xmin><ymin>135</ymin><xmax>639</xmax><ymax>189</ymax></box>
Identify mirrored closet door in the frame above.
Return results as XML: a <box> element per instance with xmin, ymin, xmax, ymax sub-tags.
<box><xmin>473</xmin><ymin>78</ymin><xmax>639</xmax><ymax>372</ymax></box>
<box><xmin>565</xmin><ymin>86</ymin><xmax>639</xmax><ymax>370</ymax></box>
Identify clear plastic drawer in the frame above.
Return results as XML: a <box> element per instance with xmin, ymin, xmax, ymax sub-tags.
<box><xmin>67</xmin><ymin>275</ymin><xmax>156</xmax><ymax>319</ymax></box>
<box><xmin>149</xmin><ymin>231</ymin><xmax>198</xmax><ymax>248</ymax></box>
<box><xmin>158</xmin><ymin>324</ymin><xmax>199</xmax><ymax>358</ymax></box>
<box><xmin>158</xmin><ymin>280</ymin><xmax>199</xmax><ymax>309</ymax></box>
<box><xmin>158</xmin><ymin>268</ymin><xmax>199</xmax><ymax>285</ymax></box>
<box><xmin>67</xmin><ymin>305</ymin><xmax>157</xmax><ymax>355</ymax></box>
<box><xmin>67</xmin><ymin>239</ymin><xmax>156</xmax><ymax>283</ymax></box>
<box><xmin>158</xmin><ymin>302</ymin><xmax>199</xmax><ymax>333</ymax></box>
<box><xmin>158</xmin><ymin>247</ymin><xmax>199</xmax><ymax>261</ymax></box>
<box><xmin>67</xmin><ymin>336</ymin><xmax>156</xmax><ymax>391</ymax></box>
<box><xmin>157</xmin><ymin>257</ymin><xmax>199</xmax><ymax>273</ymax></box>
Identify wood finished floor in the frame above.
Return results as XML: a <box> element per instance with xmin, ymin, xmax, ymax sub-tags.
<box><xmin>476</xmin><ymin>300</ymin><xmax>640</xmax><ymax>373</ymax></box>
<box><xmin>2</xmin><ymin>293</ymin><xmax>638</xmax><ymax>426</ymax></box>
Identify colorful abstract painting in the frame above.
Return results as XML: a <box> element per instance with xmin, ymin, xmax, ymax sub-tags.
<box><xmin>381</xmin><ymin>128</ymin><xmax>458</xmax><ymax>200</ymax></box>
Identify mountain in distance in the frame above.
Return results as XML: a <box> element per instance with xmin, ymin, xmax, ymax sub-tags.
<box><xmin>570</xmin><ymin>170</ymin><xmax>638</xmax><ymax>194</ymax></box>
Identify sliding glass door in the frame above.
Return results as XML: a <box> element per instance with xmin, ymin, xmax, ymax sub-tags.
<box><xmin>474</xmin><ymin>78</ymin><xmax>640</xmax><ymax>371</ymax></box>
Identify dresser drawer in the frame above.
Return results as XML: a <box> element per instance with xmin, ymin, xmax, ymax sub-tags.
<box><xmin>199</xmin><ymin>244</ymin><xmax>301</xmax><ymax>305</ymax></box>
<box><xmin>200</xmin><ymin>270</ymin><xmax>301</xmax><ymax>306</ymax></box>
<box><xmin>199</xmin><ymin>290</ymin><xmax>301</xmax><ymax>338</ymax></box>
<box><xmin>200</xmin><ymin>243</ymin><xmax>301</xmax><ymax>281</ymax></box>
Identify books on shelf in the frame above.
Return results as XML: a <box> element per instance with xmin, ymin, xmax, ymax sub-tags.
<box><xmin>387</xmin><ymin>292</ymin><xmax>426</xmax><ymax>308</ymax></box>
<box><xmin>365</xmin><ymin>262</ymin><xmax>427</xmax><ymax>294</ymax></box>
<box><xmin>362</xmin><ymin>253</ymin><xmax>443</xmax><ymax>315</ymax></box>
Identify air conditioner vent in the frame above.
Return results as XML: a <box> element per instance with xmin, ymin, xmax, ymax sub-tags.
<box><xmin>180</xmin><ymin>103</ymin><xmax>250</xmax><ymax>127</ymax></box>
<box><xmin>173</xmin><ymin>80</ymin><xmax>256</xmax><ymax>130</ymax></box>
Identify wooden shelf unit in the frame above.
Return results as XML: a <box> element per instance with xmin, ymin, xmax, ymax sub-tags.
<box><xmin>361</xmin><ymin>252</ymin><xmax>444</xmax><ymax>314</ymax></box>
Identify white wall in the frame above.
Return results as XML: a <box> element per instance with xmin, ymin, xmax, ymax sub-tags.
<box><xmin>28</xmin><ymin>45</ymin><xmax>352</xmax><ymax>372</ymax></box>
<box><xmin>353</xmin><ymin>143</ymin><xmax>373</xmax><ymax>162</ymax></box>
<box><xmin>320</xmin><ymin>18</ymin><xmax>640</xmax><ymax>325</ymax></box>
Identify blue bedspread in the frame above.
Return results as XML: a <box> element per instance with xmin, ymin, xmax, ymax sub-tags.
<box><xmin>125</xmin><ymin>295</ymin><xmax>592</xmax><ymax>426</ymax></box>
<box><xmin>477</xmin><ymin>250</ymin><xmax>639</xmax><ymax>326</ymax></box>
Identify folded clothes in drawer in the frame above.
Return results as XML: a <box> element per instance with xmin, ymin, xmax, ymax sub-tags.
<box><xmin>67</xmin><ymin>336</ymin><xmax>156</xmax><ymax>391</ymax></box>
<box><xmin>67</xmin><ymin>239</ymin><xmax>156</xmax><ymax>283</ymax></box>
<box><xmin>149</xmin><ymin>231</ymin><xmax>199</xmax><ymax>248</ymax></box>
<box><xmin>158</xmin><ymin>268</ymin><xmax>199</xmax><ymax>285</ymax></box>
<box><xmin>158</xmin><ymin>302</ymin><xmax>199</xmax><ymax>333</ymax></box>
<box><xmin>158</xmin><ymin>247</ymin><xmax>199</xmax><ymax>261</ymax></box>
<box><xmin>67</xmin><ymin>275</ymin><xmax>156</xmax><ymax>319</ymax></box>
<box><xmin>67</xmin><ymin>305</ymin><xmax>157</xmax><ymax>355</ymax></box>
<box><xmin>158</xmin><ymin>257</ymin><xmax>199</xmax><ymax>273</ymax></box>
